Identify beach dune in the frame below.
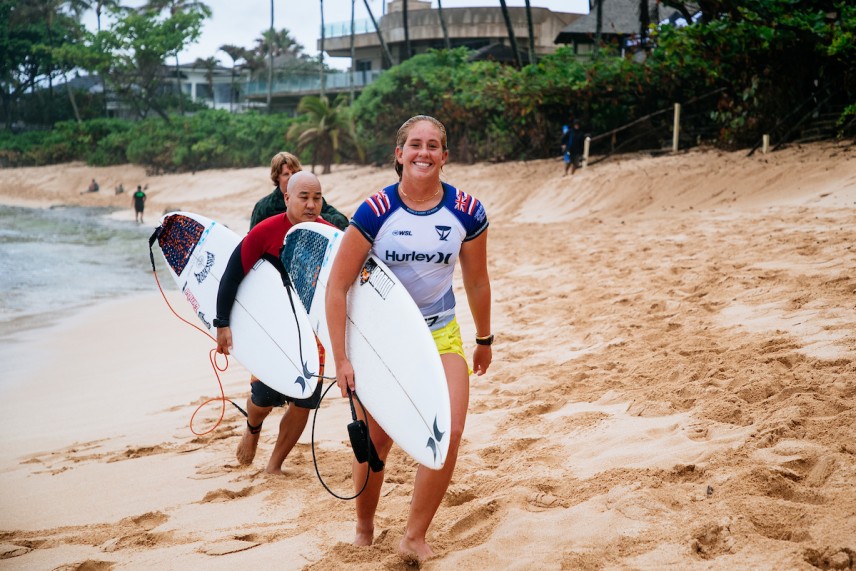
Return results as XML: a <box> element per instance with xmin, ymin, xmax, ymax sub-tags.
<box><xmin>1</xmin><ymin>141</ymin><xmax>854</xmax><ymax>569</ymax></box>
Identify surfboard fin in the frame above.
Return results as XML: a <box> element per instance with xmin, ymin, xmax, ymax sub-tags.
<box><xmin>426</xmin><ymin>438</ymin><xmax>438</xmax><ymax>463</ymax></box>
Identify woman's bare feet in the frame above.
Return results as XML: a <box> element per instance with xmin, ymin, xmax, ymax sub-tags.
<box><xmin>354</xmin><ymin>521</ymin><xmax>374</xmax><ymax>547</ymax></box>
<box><xmin>264</xmin><ymin>463</ymin><xmax>286</xmax><ymax>475</ymax></box>
<box><xmin>398</xmin><ymin>534</ymin><xmax>433</xmax><ymax>563</ymax></box>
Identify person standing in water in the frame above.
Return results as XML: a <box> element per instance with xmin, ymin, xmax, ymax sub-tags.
<box><xmin>132</xmin><ymin>185</ymin><xmax>146</xmax><ymax>223</ymax></box>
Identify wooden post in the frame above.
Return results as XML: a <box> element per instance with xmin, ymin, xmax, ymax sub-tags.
<box><xmin>672</xmin><ymin>103</ymin><xmax>681</xmax><ymax>152</ymax></box>
<box><xmin>583</xmin><ymin>136</ymin><xmax>591</xmax><ymax>168</ymax></box>
<box><xmin>762</xmin><ymin>134</ymin><xmax>770</xmax><ymax>154</ymax></box>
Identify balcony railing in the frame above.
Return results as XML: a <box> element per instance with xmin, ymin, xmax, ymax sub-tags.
<box><xmin>243</xmin><ymin>70</ymin><xmax>383</xmax><ymax>97</ymax></box>
<box><xmin>323</xmin><ymin>18</ymin><xmax>375</xmax><ymax>38</ymax></box>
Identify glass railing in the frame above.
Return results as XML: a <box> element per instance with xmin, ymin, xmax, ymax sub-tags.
<box><xmin>323</xmin><ymin>18</ymin><xmax>375</xmax><ymax>38</ymax></box>
<box><xmin>242</xmin><ymin>70</ymin><xmax>383</xmax><ymax>96</ymax></box>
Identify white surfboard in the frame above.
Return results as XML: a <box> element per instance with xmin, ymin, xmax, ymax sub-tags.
<box><xmin>155</xmin><ymin>212</ymin><xmax>319</xmax><ymax>399</ymax></box>
<box><xmin>282</xmin><ymin>222</ymin><xmax>451</xmax><ymax>469</ymax></box>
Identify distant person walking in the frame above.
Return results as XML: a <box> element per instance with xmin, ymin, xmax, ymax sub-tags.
<box><xmin>132</xmin><ymin>185</ymin><xmax>146</xmax><ymax>223</ymax></box>
<box><xmin>561</xmin><ymin>120</ymin><xmax>585</xmax><ymax>176</ymax></box>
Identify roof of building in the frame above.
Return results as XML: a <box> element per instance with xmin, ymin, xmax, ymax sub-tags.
<box><xmin>555</xmin><ymin>0</ymin><xmax>664</xmax><ymax>42</ymax></box>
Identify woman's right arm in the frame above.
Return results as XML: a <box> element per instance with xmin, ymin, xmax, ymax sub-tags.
<box><xmin>325</xmin><ymin>226</ymin><xmax>372</xmax><ymax>396</ymax></box>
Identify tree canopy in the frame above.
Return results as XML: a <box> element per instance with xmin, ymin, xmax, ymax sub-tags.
<box><xmin>1</xmin><ymin>0</ymin><xmax>853</xmax><ymax>171</ymax></box>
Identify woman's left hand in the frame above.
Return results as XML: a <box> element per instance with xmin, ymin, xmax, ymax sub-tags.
<box><xmin>472</xmin><ymin>344</ymin><xmax>492</xmax><ymax>376</ymax></box>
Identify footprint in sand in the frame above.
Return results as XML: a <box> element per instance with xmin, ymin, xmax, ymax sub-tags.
<box><xmin>51</xmin><ymin>560</ymin><xmax>115</xmax><ymax>570</ymax></box>
<box><xmin>100</xmin><ymin>511</ymin><xmax>171</xmax><ymax>553</ymax></box>
<box><xmin>201</xmin><ymin>539</ymin><xmax>260</xmax><ymax>556</ymax></box>
<box><xmin>444</xmin><ymin>483</ymin><xmax>476</xmax><ymax>507</ymax></box>
<box><xmin>527</xmin><ymin>491</ymin><xmax>563</xmax><ymax>511</ymax></box>
<box><xmin>803</xmin><ymin>546</ymin><xmax>854</xmax><ymax>570</ymax></box>
<box><xmin>199</xmin><ymin>485</ymin><xmax>258</xmax><ymax>503</ymax></box>
<box><xmin>691</xmin><ymin>520</ymin><xmax>736</xmax><ymax>559</ymax></box>
<box><xmin>0</xmin><ymin>542</ymin><xmax>32</xmax><ymax>559</ymax></box>
<box><xmin>107</xmin><ymin>443</ymin><xmax>175</xmax><ymax>463</ymax></box>
<box><xmin>445</xmin><ymin>500</ymin><xmax>500</xmax><ymax>548</ymax></box>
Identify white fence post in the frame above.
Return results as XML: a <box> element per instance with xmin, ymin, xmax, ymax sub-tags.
<box><xmin>762</xmin><ymin>134</ymin><xmax>770</xmax><ymax>154</ymax></box>
<box><xmin>672</xmin><ymin>103</ymin><xmax>681</xmax><ymax>152</ymax></box>
<box><xmin>583</xmin><ymin>136</ymin><xmax>591</xmax><ymax>168</ymax></box>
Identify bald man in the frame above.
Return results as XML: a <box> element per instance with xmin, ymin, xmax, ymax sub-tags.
<box><xmin>214</xmin><ymin>171</ymin><xmax>335</xmax><ymax>474</ymax></box>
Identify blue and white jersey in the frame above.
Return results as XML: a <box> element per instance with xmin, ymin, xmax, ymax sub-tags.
<box><xmin>351</xmin><ymin>182</ymin><xmax>489</xmax><ymax>331</ymax></box>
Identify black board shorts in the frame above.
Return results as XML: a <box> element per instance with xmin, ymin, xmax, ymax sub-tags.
<box><xmin>250</xmin><ymin>377</ymin><xmax>323</xmax><ymax>409</ymax></box>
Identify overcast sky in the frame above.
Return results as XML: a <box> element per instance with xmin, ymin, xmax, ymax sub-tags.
<box><xmin>83</xmin><ymin>0</ymin><xmax>590</xmax><ymax>70</ymax></box>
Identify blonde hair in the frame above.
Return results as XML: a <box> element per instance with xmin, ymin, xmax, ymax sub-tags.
<box><xmin>270</xmin><ymin>152</ymin><xmax>302</xmax><ymax>186</ymax></box>
<box><xmin>393</xmin><ymin>115</ymin><xmax>448</xmax><ymax>179</ymax></box>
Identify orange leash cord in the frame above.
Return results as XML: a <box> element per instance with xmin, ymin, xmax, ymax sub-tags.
<box><xmin>152</xmin><ymin>268</ymin><xmax>245</xmax><ymax>436</ymax></box>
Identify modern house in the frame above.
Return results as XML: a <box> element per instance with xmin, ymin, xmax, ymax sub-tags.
<box><xmin>322</xmin><ymin>0</ymin><xmax>582</xmax><ymax>72</ymax></box>
<box><xmin>244</xmin><ymin>0</ymin><xmax>583</xmax><ymax>112</ymax></box>
<box><xmin>167</xmin><ymin>63</ymin><xmax>246</xmax><ymax>112</ymax></box>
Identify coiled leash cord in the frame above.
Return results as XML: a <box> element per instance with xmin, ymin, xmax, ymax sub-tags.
<box><xmin>310</xmin><ymin>383</ymin><xmax>385</xmax><ymax>500</ymax></box>
<box><xmin>148</xmin><ymin>229</ymin><xmax>236</xmax><ymax>435</ymax></box>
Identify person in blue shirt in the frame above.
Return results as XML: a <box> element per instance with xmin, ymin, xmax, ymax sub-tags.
<box><xmin>561</xmin><ymin>120</ymin><xmax>585</xmax><ymax>176</ymax></box>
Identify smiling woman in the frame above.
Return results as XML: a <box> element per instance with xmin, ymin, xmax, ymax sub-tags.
<box><xmin>325</xmin><ymin>114</ymin><xmax>492</xmax><ymax>562</ymax></box>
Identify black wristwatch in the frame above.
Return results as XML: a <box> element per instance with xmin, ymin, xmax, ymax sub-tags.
<box><xmin>213</xmin><ymin>318</ymin><xmax>230</xmax><ymax>328</ymax></box>
<box><xmin>475</xmin><ymin>334</ymin><xmax>494</xmax><ymax>346</ymax></box>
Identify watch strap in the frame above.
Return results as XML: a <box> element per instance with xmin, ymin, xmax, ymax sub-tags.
<box><xmin>475</xmin><ymin>334</ymin><xmax>494</xmax><ymax>346</ymax></box>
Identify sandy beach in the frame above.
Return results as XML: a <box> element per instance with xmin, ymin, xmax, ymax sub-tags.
<box><xmin>1</xmin><ymin>141</ymin><xmax>855</xmax><ymax>570</ymax></box>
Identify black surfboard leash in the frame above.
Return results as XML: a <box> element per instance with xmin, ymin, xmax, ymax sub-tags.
<box><xmin>310</xmin><ymin>381</ymin><xmax>385</xmax><ymax>500</ymax></box>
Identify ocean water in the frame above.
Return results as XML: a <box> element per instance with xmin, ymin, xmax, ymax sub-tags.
<box><xmin>0</xmin><ymin>204</ymin><xmax>161</xmax><ymax>339</ymax></box>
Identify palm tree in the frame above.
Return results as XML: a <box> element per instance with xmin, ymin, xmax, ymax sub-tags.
<box><xmin>437</xmin><ymin>0</ymin><xmax>451</xmax><ymax>51</ymax></box>
<box><xmin>638</xmin><ymin>0</ymin><xmax>651</xmax><ymax>51</ymax></box>
<box><xmin>524</xmin><ymin>0</ymin><xmax>536</xmax><ymax>65</ymax></box>
<box><xmin>61</xmin><ymin>0</ymin><xmax>98</xmax><ymax>121</ymax></box>
<box><xmin>255</xmin><ymin>26</ymin><xmax>307</xmax><ymax>111</ymax></box>
<box><xmin>242</xmin><ymin>50</ymin><xmax>267</xmax><ymax>83</ymax></box>
<box><xmin>362</xmin><ymin>0</ymin><xmax>393</xmax><ymax>68</ymax></box>
<box><xmin>403</xmin><ymin>0</ymin><xmax>411</xmax><ymax>61</ymax></box>
<box><xmin>69</xmin><ymin>0</ymin><xmax>120</xmax><ymax>116</ymax></box>
<box><xmin>267</xmin><ymin>0</ymin><xmax>273</xmax><ymax>113</ymax></box>
<box><xmin>256</xmin><ymin>28</ymin><xmax>303</xmax><ymax>59</ymax></box>
<box><xmin>319</xmin><ymin>0</ymin><xmax>326</xmax><ymax>98</ymax></box>
<box><xmin>219</xmin><ymin>44</ymin><xmax>246</xmax><ymax>112</ymax></box>
<box><xmin>590</xmin><ymin>0</ymin><xmax>604</xmax><ymax>57</ymax></box>
<box><xmin>349</xmin><ymin>0</ymin><xmax>355</xmax><ymax>103</ymax></box>
<box><xmin>138</xmin><ymin>0</ymin><xmax>212</xmax><ymax>114</ymax></box>
<box><xmin>287</xmin><ymin>95</ymin><xmax>363</xmax><ymax>174</ymax></box>
<box><xmin>192</xmin><ymin>56</ymin><xmax>219</xmax><ymax>107</ymax></box>
<box><xmin>499</xmin><ymin>0</ymin><xmax>522</xmax><ymax>68</ymax></box>
<box><xmin>31</xmin><ymin>0</ymin><xmax>64</xmax><ymax>122</ymax></box>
